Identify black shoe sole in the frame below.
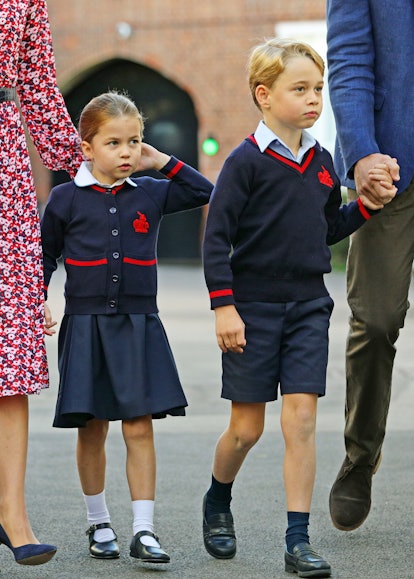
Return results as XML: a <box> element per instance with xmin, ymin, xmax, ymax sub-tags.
<box><xmin>285</xmin><ymin>566</ymin><xmax>331</xmax><ymax>578</ymax></box>
<box><xmin>89</xmin><ymin>553</ymin><xmax>120</xmax><ymax>559</ymax></box>
<box><xmin>130</xmin><ymin>551</ymin><xmax>170</xmax><ymax>564</ymax></box>
<box><xmin>204</xmin><ymin>542</ymin><xmax>236</xmax><ymax>560</ymax></box>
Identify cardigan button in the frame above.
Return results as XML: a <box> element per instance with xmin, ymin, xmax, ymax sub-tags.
<box><xmin>109</xmin><ymin>300</ymin><xmax>116</xmax><ymax>308</ymax></box>
<box><xmin>112</xmin><ymin>252</ymin><xmax>120</xmax><ymax>259</ymax></box>
<box><xmin>111</xmin><ymin>229</ymin><xmax>119</xmax><ymax>236</ymax></box>
<box><xmin>109</xmin><ymin>207</ymin><xmax>117</xmax><ymax>214</ymax></box>
<box><xmin>112</xmin><ymin>275</ymin><xmax>119</xmax><ymax>283</ymax></box>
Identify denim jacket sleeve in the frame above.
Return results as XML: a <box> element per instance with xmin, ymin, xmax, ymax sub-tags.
<box><xmin>327</xmin><ymin>0</ymin><xmax>380</xmax><ymax>181</ymax></box>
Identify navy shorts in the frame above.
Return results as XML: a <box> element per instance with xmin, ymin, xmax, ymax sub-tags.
<box><xmin>221</xmin><ymin>296</ymin><xmax>334</xmax><ymax>402</ymax></box>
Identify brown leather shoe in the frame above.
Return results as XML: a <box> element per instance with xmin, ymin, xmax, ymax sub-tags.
<box><xmin>329</xmin><ymin>454</ymin><xmax>381</xmax><ymax>531</ymax></box>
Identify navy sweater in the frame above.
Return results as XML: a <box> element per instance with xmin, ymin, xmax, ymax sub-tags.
<box><xmin>41</xmin><ymin>157</ymin><xmax>212</xmax><ymax>314</ymax></box>
<box><xmin>203</xmin><ymin>136</ymin><xmax>376</xmax><ymax>309</ymax></box>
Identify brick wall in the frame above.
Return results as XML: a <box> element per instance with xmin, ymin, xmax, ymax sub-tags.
<box><xmin>47</xmin><ymin>0</ymin><xmax>326</xmax><ymax>183</ymax></box>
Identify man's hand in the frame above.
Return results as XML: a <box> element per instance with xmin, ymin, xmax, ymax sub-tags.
<box><xmin>355</xmin><ymin>154</ymin><xmax>399</xmax><ymax>209</ymax></box>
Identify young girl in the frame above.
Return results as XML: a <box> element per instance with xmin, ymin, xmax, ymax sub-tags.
<box><xmin>42</xmin><ymin>91</ymin><xmax>212</xmax><ymax>563</ymax></box>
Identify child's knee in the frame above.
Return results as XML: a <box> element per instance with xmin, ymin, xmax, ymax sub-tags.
<box><xmin>228</xmin><ymin>403</ymin><xmax>265</xmax><ymax>451</ymax></box>
<box><xmin>79</xmin><ymin>419</ymin><xmax>109</xmax><ymax>443</ymax></box>
<box><xmin>123</xmin><ymin>415</ymin><xmax>153</xmax><ymax>443</ymax></box>
<box><xmin>231</xmin><ymin>423</ymin><xmax>263</xmax><ymax>451</ymax></box>
<box><xmin>281</xmin><ymin>396</ymin><xmax>317</xmax><ymax>441</ymax></box>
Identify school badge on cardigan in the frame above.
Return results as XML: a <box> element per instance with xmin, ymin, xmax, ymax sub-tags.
<box><xmin>317</xmin><ymin>166</ymin><xmax>334</xmax><ymax>188</ymax></box>
<box><xmin>133</xmin><ymin>212</ymin><xmax>150</xmax><ymax>233</ymax></box>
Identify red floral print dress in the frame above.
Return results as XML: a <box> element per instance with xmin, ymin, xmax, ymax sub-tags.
<box><xmin>0</xmin><ymin>0</ymin><xmax>82</xmax><ymax>396</ymax></box>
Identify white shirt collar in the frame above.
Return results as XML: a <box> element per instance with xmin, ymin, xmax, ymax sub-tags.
<box><xmin>253</xmin><ymin>120</ymin><xmax>316</xmax><ymax>160</ymax></box>
<box><xmin>74</xmin><ymin>161</ymin><xmax>137</xmax><ymax>188</ymax></box>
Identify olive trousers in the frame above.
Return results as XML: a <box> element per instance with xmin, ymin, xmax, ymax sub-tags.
<box><xmin>345</xmin><ymin>180</ymin><xmax>414</xmax><ymax>465</ymax></box>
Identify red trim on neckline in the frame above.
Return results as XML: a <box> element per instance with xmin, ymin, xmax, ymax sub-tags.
<box><xmin>91</xmin><ymin>183</ymin><xmax>125</xmax><ymax>194</ymax></box>
<box><xmin>247</xmin><ymin>134</ymin><xmax>315</xmax><ymax>174</ymax></box>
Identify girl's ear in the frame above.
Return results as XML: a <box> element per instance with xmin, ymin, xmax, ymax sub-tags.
<box><xmin>255</xmin><ymin>84</ymin><xmax>270</xmax><ymax>108</ymax></box>
<box><xmin>81</xmin><ymin>140</ymin><xmax>93</xmax><ymax>160</ymax></box>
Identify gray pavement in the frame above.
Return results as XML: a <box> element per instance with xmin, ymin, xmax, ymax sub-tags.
<box><xmin>2</xmin><ymin>265</ymin><xmax>413</xmax><ymax>578</ymax></box>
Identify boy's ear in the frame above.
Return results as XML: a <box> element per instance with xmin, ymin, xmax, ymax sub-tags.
<box><xmin>81</xmin><ymin>140</ymin><xmax>92</xmax><ymax>159</ymax></box>
<box><xmin>255</xmin><ymin>84</ymin><xmax>270</xmax><ymax>108</ymax></box>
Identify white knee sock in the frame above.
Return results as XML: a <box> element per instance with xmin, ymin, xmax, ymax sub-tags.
<box><xmin>83</xmin><ymin>490</ymin><xmax>116</xmax><ymax>542</ymax></box>
<box><xmin>132</xmin><ymin>500</ymin><xmax>159</xmax><ymax>548</ymax></box>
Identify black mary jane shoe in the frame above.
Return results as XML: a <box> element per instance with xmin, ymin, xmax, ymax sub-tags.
<box><xmin>86</xmin><ymin>523</ymin><xmax>120</xmax><ymax>559</ymax></box>
<box><xmin>202</xmin><ymin>494</ymin><xmax>236</xmax><ymax>559</ymax></box>
<box><xmin>129</xmin><ymin>531</ymin><xmax>170</xmax><ymax>563</ymax></box>
<box><xmin>284</xmin><ymin>542</ymin><xmax>331</xmax><ymax>578</ymax></box>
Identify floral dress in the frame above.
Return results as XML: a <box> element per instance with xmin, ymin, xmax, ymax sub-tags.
<box><xmin>0</xmin><ymin>0</ymin><xmax>83</xmax><ymax>396</ymax></box>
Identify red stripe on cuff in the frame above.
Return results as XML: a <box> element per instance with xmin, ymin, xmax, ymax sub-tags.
<box><xmin>357</xmin><ymin>197</ymin><xmax>371</xmax><ymax>220</ymax></box>
<box><xmin>165</xmin><ymin>160</ymin><xmax>184</xmax><ymax>178</ymax></box>
<box><xmin>209</xmin><ymin>289</ymin><xmax>233</xmax><ymax>298</ymax></box>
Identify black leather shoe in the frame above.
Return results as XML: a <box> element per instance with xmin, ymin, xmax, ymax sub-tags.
<box><xmin>129</xmin><ymin>531</ymin><xmax>170</xmax><ymax>563</ymax></box>
<box><xmin>86</xmin><ymin>523</ymin><xmax>120</xmax><ymax>559</ymax></box>
<box><xmin>202</xmin><ymin>494</ymin><xmax>236</xmax><ymax>559</ymax></box>
<box><xmin>329</xmin><ymin>454</ymin><xmax>381</xmax><ymax>531</ymax></box>
<box><xmin>285</xmin><ymin>543</ymin><xmax>331</xmax><ymax>578</ymax></box>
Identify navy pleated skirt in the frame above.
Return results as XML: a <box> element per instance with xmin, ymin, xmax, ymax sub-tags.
<box><xmin>53</xmin><ymin>313</ymin><xmax>187</xmax><ymax>428</ymax></box>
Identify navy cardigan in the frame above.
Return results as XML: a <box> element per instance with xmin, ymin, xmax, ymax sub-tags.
<box><xmin>203</xmin><ymin>137</ymin><xmax>377</xmax><ymax>309</ymax></box>
<box><xmin>41</xmin><ymin>157</ymin><xmax>212</xmax><ymax>314</ymax></box>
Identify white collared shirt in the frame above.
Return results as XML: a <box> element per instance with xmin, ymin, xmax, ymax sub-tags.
<box><xmin>254</xmin><ymin>120</ymin><xmax>316</xmax><ymax>164</ymax></box>
<box><xmin>74</xmin><ymin>161</ymin><xmax>137</xmax><ymax>188</ymax></box>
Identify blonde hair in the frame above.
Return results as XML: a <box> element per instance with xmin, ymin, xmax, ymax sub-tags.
<box><xmin>248</xmin><ymin>38</ymin><xmax>325</xmax><ymax>109</ymax></box>
<box><xmin>79</xmin><ymin>91</ymin><xmax>144</xmax><ymax>142</ymax></box>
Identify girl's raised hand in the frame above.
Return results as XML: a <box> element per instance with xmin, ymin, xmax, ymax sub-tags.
<box><xmin>136</xmin><ymin>142</ymin><xmax>171</xmax><ymax>172</ymax></box>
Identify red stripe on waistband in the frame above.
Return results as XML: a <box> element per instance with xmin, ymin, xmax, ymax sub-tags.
<box><xmin>66</xmin><ymin>258</ymin><xmax>108</xmax><ymax>266</ymax></box>
<box><xmin>123</xmin><ymin>257</ymin><xmax>157</xmax><ymax>266</ymax></box>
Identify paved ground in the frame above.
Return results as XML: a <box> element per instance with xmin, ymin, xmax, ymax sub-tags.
<box><xmin>1</xmin><ymin>265</ymin><xmax>413</xmax><ymax>578</ymax></box>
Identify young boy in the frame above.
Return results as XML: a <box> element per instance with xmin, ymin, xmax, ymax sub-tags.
<box><xmin>201</xmin><ymin>38</ymin><xmax>396</xmax><ymax>578</ymax></box>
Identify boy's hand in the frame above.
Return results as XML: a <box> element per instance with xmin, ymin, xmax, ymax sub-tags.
<box><xmin>368</xmin><ymin>163</ymin><xmax>398</xmax><ymax>200</ymax></box>
<box><xmin>135</xmin><ymin>142</ymin><xmax>171</xmax><ymax>172</ymax></box>
<box><xmin>214</xmin><ymin>305</ymin><xmax>246</xmax><ymax>353</ymax></box>
<box><xmin>355</xmin><ymin>154</ymin><xmax>399</xmax><ymax>209</ymax></box>
<box><xmin>44</xmin><ymin>303</ymin><xmax>57</xmax><ymax>336</ymax></box>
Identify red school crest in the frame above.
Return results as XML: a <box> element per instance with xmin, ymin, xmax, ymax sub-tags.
<box><xmin>133</xmin><ymin>212</ymin><xmax>150</xmax><ymax>233</ymax></box>
<box><xmin>317</xmin><ymin>165</ymin><xmax>334</xmax><ymax>187</ymax></box>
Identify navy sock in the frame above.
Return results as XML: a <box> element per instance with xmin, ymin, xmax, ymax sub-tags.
<box><xmin>204</xmin><ymin>475</ymin><xmax>233</xmax><ymax>522</ymax></box>
<box><xmin>285</xmin><ymin>511</ymin><xmax>310</xmax><ymax>554</ymax></box>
